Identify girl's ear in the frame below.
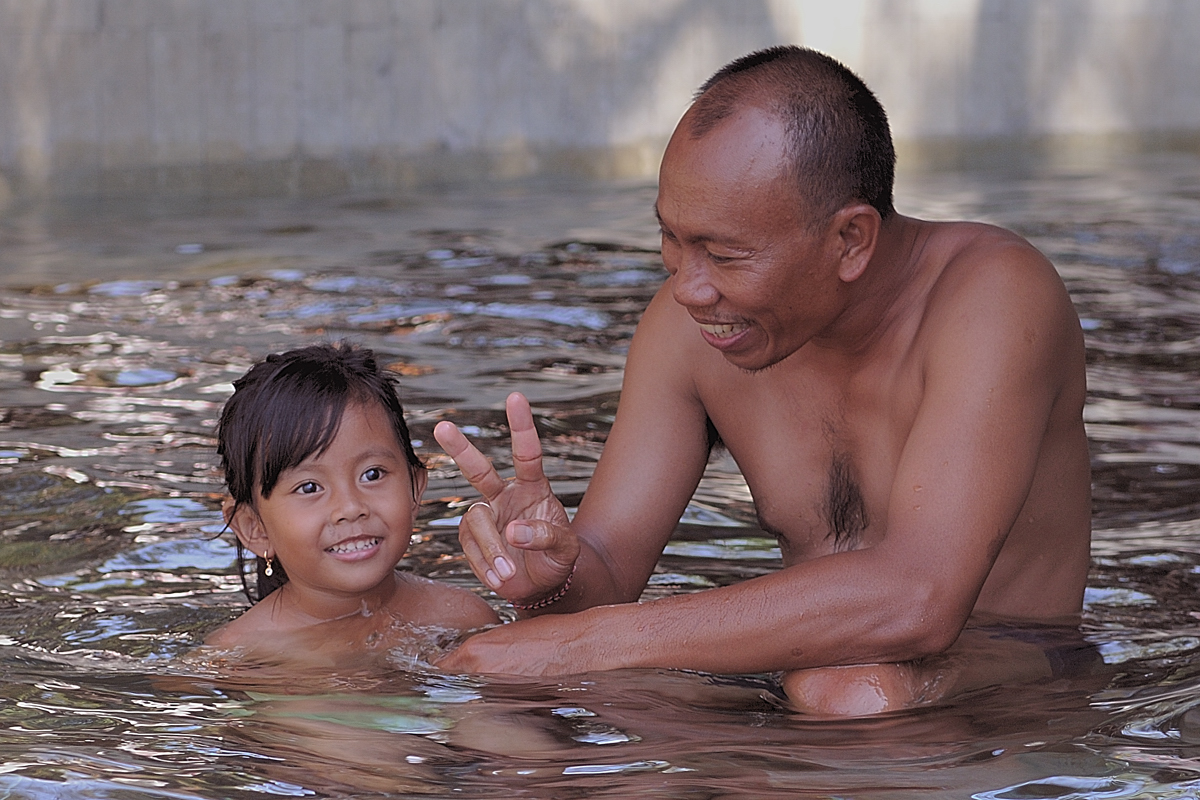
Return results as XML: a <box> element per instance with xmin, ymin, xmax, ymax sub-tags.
<box><xmin>227</xmin><ymin>502</ymin><xmax>270</xmax><ymax>558</ymax></box>
<box><xmin>411</xmin><ymin>468</ymin><xmax>429</xmax><ymax>524</ymax></box>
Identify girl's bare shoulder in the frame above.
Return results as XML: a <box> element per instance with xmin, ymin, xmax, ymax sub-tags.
<box><xmin>394</xmin><ymin>572</ymin><xmax>500</xmax><ymax>631</ymax></box>
<box><xmin>203</xmin><ymin>598</ymin><xmax>289</xmax><ymax>649</ymax></box>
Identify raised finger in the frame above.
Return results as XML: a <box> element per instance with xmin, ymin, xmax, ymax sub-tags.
<box><xmin>433</xmin><ymin>420</ymin><xmax>508</xmax><ymax>500</ymax></box>
<box><xmin>460</xmin><ymin>502</ymin><xmax>516</xmax><ymax>589</ymax></box>
<box><xmin>506</xmin><ymin>393</ymin><xmax>548</xmax><ymax>484</ymax></box>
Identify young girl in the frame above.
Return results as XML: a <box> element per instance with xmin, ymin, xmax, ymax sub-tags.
<box><xmin>205</xmin><ymin>342</ymin><xmax>498</xmax><ymax>666</ymax></box>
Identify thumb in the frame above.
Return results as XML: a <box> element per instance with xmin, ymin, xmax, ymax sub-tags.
<box><xmin>505</xmin><ymin>519</ymin><xmax>558</xmax><ymax>551</ymax></box>
<box><xmin>506</xmin><ymin>519</ymin><xmax>578</xmax><ymax>562</ymax></box>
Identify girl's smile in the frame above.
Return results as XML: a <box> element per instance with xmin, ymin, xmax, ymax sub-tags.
<box><xmin>325</xmin><ymin>536</ymin><xmax>384</xmax><ymax>559</ymax></box>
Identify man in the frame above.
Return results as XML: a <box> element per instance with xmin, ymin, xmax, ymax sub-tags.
<box><xmin>433</xmin><ymin>46</ymin><xmax>1091</xmax><ymax>713</ymax></box>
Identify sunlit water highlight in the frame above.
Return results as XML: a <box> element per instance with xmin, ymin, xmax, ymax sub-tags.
<box><xmin>1</xmin><ymin>158</ymin><xmax>1200</xmax><ymax>798</ymax></box>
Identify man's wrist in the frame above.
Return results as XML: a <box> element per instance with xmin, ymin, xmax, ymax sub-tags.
<box><xmin>511</xmin><ymin>564</ymin><xmax>576</xmax><ymax>611</ymax></box>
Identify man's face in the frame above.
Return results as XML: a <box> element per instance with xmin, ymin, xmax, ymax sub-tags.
<box><xmin>656</xmin><ymin>105</ymin><xmax>846</xmax><ymax>371</ymax></box>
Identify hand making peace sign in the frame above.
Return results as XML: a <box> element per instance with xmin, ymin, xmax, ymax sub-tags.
<box><xmin>433</xmin><ymin>392</ymin><xmax>580</xmax><ymax>609</ymax></box>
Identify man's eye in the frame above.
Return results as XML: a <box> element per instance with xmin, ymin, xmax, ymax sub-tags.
<box><xmin>362</xmin><ymin>467</ymin><xmax>384</xmax><ymax>482</ymax></box>
<box><xmin>296</xmin><ymin>481</ymin><xmax>319</xmax><ymax>495</ymax></box>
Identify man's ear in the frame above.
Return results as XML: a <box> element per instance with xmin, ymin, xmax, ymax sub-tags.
<box><xmin>411</xmin><ymin>468</ymin><xmax>429</xmax><ymax>525</ymax></box>
<box><xmin>832</xmin><ymin>202</ymin><xmax>881</xmax><ymax>283</ymax></box>
<box><xmin>227</xmin><ymin>501</ymin><xmax>270</xmax><ymax>558</ymax></box>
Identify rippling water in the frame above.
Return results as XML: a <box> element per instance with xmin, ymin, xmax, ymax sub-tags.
<box><xmin>2</xmin><ymin>157</ymin><xmax>1200</xmax><ymax>798</ymax></box>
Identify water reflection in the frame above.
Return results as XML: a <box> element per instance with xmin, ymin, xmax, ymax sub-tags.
<box><xmin>1</xmin><ymin>156</ymin><xmax>1200</xmax><ymax>797</ymax></box>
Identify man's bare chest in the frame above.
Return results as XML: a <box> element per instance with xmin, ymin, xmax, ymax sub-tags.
<box><xmin>697</xmin><ymin>368</ymin><xmax>919</xmax><ymax>563</ymax></box>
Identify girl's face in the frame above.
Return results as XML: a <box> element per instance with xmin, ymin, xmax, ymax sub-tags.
<box><xmin>233</xmin><ymin>400</ymin><xmax>426</xmax><ymax>613</ymax></box>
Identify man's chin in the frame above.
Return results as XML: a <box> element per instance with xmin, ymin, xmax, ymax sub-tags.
<box><xmin>698</xmin><ymin>326</ymin><xmax>771</xmax><ymax>371</ymax></box>
<box><xmin>718</xmin><ymin>347</ymin><xmax>786</xmax><ymax>374</ymax></box>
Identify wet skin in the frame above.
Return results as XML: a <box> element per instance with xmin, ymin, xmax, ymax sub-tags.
<box><xmin>207</xmin><ymin>401</ymin><xmax>497</xmax><ymax>662</ymax></box>
<box><xmin>433</xmin><ymin>102</ymin><xmax>1091</xmax><ymax>707</ymax></box>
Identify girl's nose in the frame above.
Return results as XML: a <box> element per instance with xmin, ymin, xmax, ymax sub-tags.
<box><xmin>332</xmin><ymin>488</ymin><xmax>369</xmax><ymax>523</ymax></box>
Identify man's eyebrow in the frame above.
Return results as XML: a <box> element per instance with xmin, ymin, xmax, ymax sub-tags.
<box><xmin>652</xmin><ymin>204</ymin><xmax>734</xmax><ymax>247</ymax></box>
<box><xmin>653</xmin><ymin>203</ymin><xmax>683</xmax><ymax>236</ymax></box>
<box><xmin>653</xmin><ymin>203</ymin><xmax>744</xmax><ymax>248</ymax></box>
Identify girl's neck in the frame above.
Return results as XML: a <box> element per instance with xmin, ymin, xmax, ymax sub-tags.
<box><xmin>269</xmin><ymin>572</ymin><xmax>404</xmax><ymax>628</ymax></box>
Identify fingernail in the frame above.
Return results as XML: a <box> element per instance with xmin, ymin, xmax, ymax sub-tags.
<box><xmin>495</xmin><ymin>557</ymin><xmax>515</xmax><ymax>580</ymax></box>
<box><xmin>484</xmin><ymin>569</ymin><xmax>501</xmax><ymax>589</ymax></box>
<box><xmin>509</xmin><ymin>523</ymin><xmax>532</xmax><ymax>545</ymax></box>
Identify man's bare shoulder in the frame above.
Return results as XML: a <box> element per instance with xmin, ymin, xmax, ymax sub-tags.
<box><xmin>926</xmin><ymin>220</ymin><xmax>1059</xmax><ymax>284</ymax></box>
<box><xmin>921</xmin><ymin>220</ymin><xmax>1077</xmax><ymax>335</ymax></box>
<box><xmin>910</xmin><ymin>219</ymin><xmax>1085</xmax><ymax>426</ymax></box>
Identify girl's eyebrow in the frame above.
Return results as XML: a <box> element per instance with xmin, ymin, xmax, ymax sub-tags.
<box><xmin>349</xmin><ymin>446</ymin><xmax>406</xmax><ymax>462</ymax></box>
<box><xmin>281</xmin><ymin>446</ymin><xmax>402</xmax><ymax>474</ymax></box>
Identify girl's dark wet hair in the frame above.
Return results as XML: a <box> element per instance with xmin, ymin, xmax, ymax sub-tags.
<box><xmin>217</xmin><ymin>341</ymin><xmax>425</xmax><ymax>602</ymax></box>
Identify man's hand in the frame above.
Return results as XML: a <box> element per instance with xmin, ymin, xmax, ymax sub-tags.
<box><xmin>435</xmin><ymin>612</ymin><xmax>603</xmax><ymax>676</ymax></box>
<box><xmin>434</xmin><ymin>392</ymin><xmax>580</xmax><ymax>606</ymax></box>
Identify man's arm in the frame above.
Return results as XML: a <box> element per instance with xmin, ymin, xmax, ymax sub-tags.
<box><xmin>433</xmin><ymin>285</ymin><xmax>715</xmax><ymax>613</ymax></box>
<box><xmin>440</xmin><ymin>236</ymin><xmax>1085</xmax><ymax>675</ymax></box>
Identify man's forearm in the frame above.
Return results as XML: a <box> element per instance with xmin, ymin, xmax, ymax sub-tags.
<box><xmin>557</xmin><ymin>548</ymin><xmax>963</xmax><ymax>674</ymax></box>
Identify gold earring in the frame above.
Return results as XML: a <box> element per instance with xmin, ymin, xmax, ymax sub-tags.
<box><xmin>264</xmin><ymin>556</ymin><xmax>274</xmax><ymax>577</ymax></box>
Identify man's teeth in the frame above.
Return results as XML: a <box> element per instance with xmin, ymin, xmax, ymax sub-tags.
<box><xmin>699</xmin><ymin>322</ymin><xmax>745</xmax><ymax>338</ymax></box>
<box><xmin>327</xmin><ymin>538</ymin><xmax>380</xmax><ymax>554</ymax></box>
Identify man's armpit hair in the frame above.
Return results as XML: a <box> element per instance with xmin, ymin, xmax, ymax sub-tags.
<box><xmin>705</xmin><ymin>415</ymin><xmax>724</xmax><ymax>455</ymax></box>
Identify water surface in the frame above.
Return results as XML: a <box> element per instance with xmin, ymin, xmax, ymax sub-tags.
<box><xmin>2</xmin><ymin>158</ymin><xmax>1200</xmax><ymax>798</ymax></box>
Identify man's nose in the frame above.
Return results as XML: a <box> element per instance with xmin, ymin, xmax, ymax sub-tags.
<box><xmin>671</xmin><ymin>253</ymin><xmax>720</xmax><ymax>309</ymax></box>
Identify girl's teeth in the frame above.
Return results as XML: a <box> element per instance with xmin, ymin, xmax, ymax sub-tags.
<box><xmin>328</xmin><ymin>538</ymin><xmax>380</xmax><ymax>554</ymax></box>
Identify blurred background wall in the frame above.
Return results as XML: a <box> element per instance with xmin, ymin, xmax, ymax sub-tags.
<box><xmin>2</xmin><ymin>0</ymin><xmax>1199</xmax><ymax>201</ymax></box>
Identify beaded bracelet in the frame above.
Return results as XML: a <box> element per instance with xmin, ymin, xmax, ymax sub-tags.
<box><xmin>510</xmin><ymin>564</ymin><xmax>576</xmax><ymax>611</ymax></box>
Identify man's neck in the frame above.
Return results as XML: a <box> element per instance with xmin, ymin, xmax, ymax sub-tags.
<box><xmin>810</xmin><ymin>214</ymin><xmax>930</xmax><ymax>358</ymax></box>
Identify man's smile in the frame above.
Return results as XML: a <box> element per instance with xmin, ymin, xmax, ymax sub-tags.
<box><xmin>698</xmin><ymin>321</ymin><xmax>750</xmax><ymax>339</ymax></box>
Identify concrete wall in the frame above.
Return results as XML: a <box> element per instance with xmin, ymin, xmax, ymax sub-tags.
<box><xmin>2</xmin><ymin>0</ymin><xmax>1200</xmax><ymax>200</ymax></box>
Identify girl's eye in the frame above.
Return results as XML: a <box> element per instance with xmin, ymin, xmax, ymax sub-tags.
<box><xmin>296</xmin><ymin>481</ymin><xmax>320</xmax><ymax>495</ymax></box>
<box><xmin>362</xmin><ymin>467</ymin><xmax>384</xmax><ymax>482</ymax></box>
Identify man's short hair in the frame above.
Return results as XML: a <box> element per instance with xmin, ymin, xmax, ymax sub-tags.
<box><xmin>691</xmin><ymin>45</ymin><xmax>895</xmax><ymax>224</ymax></box>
